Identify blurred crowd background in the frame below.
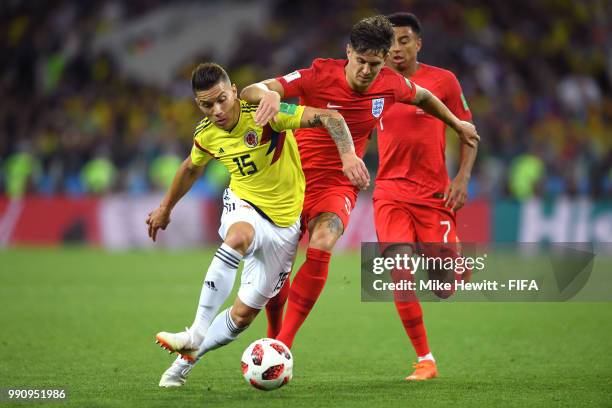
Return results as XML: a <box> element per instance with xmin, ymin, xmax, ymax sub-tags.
<box><xmin>1</xmin><ymin>0</ymin><xmax>610</xmax><ymax>200</ymax></box>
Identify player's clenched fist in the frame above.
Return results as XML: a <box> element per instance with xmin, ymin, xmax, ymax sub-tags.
<box><xmin>146</xmin><ymin>206</ymin><xmax>171</xmax><ymax>242</ymax></box>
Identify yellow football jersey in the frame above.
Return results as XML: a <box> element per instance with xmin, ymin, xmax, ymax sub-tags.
<box><xmin>191</xmin><ymin>100</ymin><xmax>305</xmax><ymax>227</ymax></box>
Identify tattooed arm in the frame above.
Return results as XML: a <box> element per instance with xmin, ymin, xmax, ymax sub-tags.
<box><xmin>302</xmin><ymin>109</ymin><xmax>354</xmax><ymax>155</ymax></box>
<box><xmin>239</xmin><ymin>80</ymin><xmax>370</xmax><ymax>189</ymax></box>
<box><xmin>300</xmin><ymin>107</ymin><xmax>370</xmax><ymax>190</ymax></box>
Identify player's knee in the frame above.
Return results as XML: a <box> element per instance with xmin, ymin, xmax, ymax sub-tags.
<box><xmin>309</xmin><ymin>214</ymin><xmax>343</xmax><ymax>251</ymax></box>
<box><xmin>224</xmin><ymin>223</ymin><xmax>254</xmax><ymax>254</ymax></box>
<box><xmin>309</xmin><ymin>229</ymin><xmax>339</xmax><ymax>251</ymax></box>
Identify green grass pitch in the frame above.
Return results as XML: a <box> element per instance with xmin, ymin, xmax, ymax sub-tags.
<box><xmin>1</xmin><ymin>248</ymin><xmax>611</xmax><ymax>407</ymax></box>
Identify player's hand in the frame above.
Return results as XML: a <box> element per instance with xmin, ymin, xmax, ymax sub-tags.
<box><xmin>444</xmin><ymin>175</ymin><xmax>469</xmax><ymax>211</ymax></box>
<box><xmin>146</xmin><ymin>206</ymin><xmax>171</xmax><ymax>242</ymax></box>
<box><xmin>455</xmin><ymin>121</ymin><xmax>479</xmax><ymax>148</ymax></box>
<box><xmin>254</xmin><ymin>90</ymin><xmax>281</xmax><ymax>126</ymax></box>
<box><xmin>341</xmin><ymin>153</ymin><xmax>370</xmax><ymax>190</ymax></box>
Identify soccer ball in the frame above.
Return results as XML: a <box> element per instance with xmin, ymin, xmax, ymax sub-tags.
<box><xmin>241</xmin><ymin>338</ymin><xmax>293</xmax><ymax>391</ymax></box>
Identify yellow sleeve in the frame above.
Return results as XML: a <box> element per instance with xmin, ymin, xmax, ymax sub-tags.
<box><xmin>270</xmin><ymin>103</ymin><xmax>305</xmax><ymax>132</ymax></box>
<box><xmin>190</xmin><ymin>139</ymin><xmax>213</xmax><ymax>167</ymax></box>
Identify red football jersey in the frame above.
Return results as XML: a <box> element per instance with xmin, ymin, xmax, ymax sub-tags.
<box><xmin>276</xmin><ymin>58</ymin><xmax>416</xmax><ymax>192</ymax></box>
<box><xmin>374</xmin><ymin>63</ymin><xmax>472</xmax><ymax>206</ymax></box>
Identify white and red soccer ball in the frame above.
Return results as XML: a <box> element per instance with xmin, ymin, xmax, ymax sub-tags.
<box><xmin>241</xmin><ymin>338</ymin><xmax>293</xmax><ymax>391</ymax></box>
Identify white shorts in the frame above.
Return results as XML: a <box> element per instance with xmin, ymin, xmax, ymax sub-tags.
<box><xmin>218</xmin><ymin>188</ymin><xmax>300</xmax><ymax>309</ymax></box>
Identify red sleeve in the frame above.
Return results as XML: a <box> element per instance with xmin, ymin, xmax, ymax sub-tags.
<box><xmin>275</xmin><ymin>61</ymin><xmax>318</xmax><ymax>98</ymax></box>
<box><xmin>392</xmin><ymin>72</ymin><xmax>417</xmax><ymax>104</ymax></box>
<box><xmin>443</xmin><ymin>72</ymin><xmax>472</xmax><ymax>121</ymax></box>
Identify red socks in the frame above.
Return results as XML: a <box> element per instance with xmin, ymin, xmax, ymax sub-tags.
<box><xmin>265</xmin><ymin>278</ymin><xmax>290</xmax><ymax>338</ymax></box>
<box><xmin>391</xmin><ymin>268</ymin><xmax>430</xmax><ymax>357</ymax></box>
<box><xmin>270</xmin><ymin>250</ymin><xmax>429</xmax><ymax>357</ymax></box>
<box><xmin>276</xmin><ymin>248</ymin><xmax>332</xmax><ymax>348</ymax></box>
<box><xmin>394</xmin><ymin>300</ymin><xmax>430</xmax><ymax>357</ymax></box>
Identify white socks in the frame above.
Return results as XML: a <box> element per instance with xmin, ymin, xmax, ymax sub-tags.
<box><xmin>197</xmin><ymin>307</ymin><xmax>248</xmax><ymax>359</ymax></box>
<box><xmin>189</xmin><ymin>244</ymin><xmax>243</xmax><ymax>343</ymax></box>
<box><xmin>417</xmin><ymin>352</ymin><xmax>435</xmax><ymax>362</ymax></box>
<box><xmin>171</xmin><ymin>308</ymin><xmax>248</xmax><ymax>367</ymax></box>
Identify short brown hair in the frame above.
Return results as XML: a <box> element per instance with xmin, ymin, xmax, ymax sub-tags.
<box><xmin>349</xmin><ymin>15</ymin><xmax>394</xmax><ymax>55</ymax></box>
<box><xmin>191</xmin><ymin>62</ymin><xmax>230</xmax><ymax>93</ymax></box>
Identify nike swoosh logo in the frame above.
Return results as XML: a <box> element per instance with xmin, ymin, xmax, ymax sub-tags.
<box><xmin>326</xmin><ymin>103</ymin><xmax>343</xmax><ymax>109</ymax></box>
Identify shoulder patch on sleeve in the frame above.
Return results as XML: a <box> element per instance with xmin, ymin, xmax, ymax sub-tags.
<box><xmin>279</xmin><ymin>102</ymin><xmax>297</xmax><ymax>115</ymax></box>
<box><xmin>282</xmin><ymin>71</ymin><xmax>301</xmax><ymax>83</ymax></box>
<box><xmin>460</xmin><ymin>93</ymin><xmax>470</xmax><ymax>111</ymax></box>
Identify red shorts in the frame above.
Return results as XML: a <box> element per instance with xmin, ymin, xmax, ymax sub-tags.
<box><xmin>374</xmin><ymin>199</ymin><xmax>467</xmax><ymax>299</ymax></box>
<box><xmin>302</xmin><ymin>186</ymin><xmax>358</xmax><ymax>231</ymax></box>
<box><xmin>373</xmin><ymin>199</ymin><xmax>458</xmax><ymax>244</ymax></box>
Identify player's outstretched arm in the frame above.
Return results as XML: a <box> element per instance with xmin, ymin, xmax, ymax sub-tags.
<box><xmin>146</xmin><ymin>157</ymin><xmax>206</xmax><ymax>242</ymax></box>
<box><xmin>300</xmin><ymin>107</ymin><xmax>370</xmax><ymax>190</ymax></box>
<box><xmin>240</xmin><ymin>79</ymin><xmax>285</xmax><ymax>126</ymax></box>
<box><xmin>411</xmin><ymin>84</ymin><xmax>480</xmax><ymax>148</ymax></box>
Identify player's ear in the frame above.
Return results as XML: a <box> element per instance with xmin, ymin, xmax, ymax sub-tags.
<box><xmin>231</xmin><ymin>83</ymin><xmax>238</xmax><ymax>97</ymax></box>
<box><xmin>416</xmin><ymin>36</ymin><xmax>422</xmax><ymax>53</ymax></box>
<box><xmin>346</xmin><ymin>44</ymin><xmax>352</xmax><ymax>58</ymax></box>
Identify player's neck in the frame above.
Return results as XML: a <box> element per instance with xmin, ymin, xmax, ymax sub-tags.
<box><xmin>345</xmin><ymin>77</ymin><xmax>370</xmax><ymax>93</ymax></box>
<box><xmin>225</xmin><ymin>100</ymin><xmax>241</xmax><ymax>132</ymax></box>
<box><xmin>400</xmin><ymin>61</ymin><xmax>420</xmax><ymax>78</ymax></box>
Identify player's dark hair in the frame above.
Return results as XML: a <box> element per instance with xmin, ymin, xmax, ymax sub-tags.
<box><xmin>387</xmin><ymin>12</ymin><xmax>422</xmax><ymax>36</ymax></box>
<box><xmin>349</xmin><ymin>15</ymin><xmax>394</xmax><ymax>55</ymax></box>
<box><xmin>191</xmin><ymin>62</ymin><xmax>230</xmax><ymax>93</ymax></box>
